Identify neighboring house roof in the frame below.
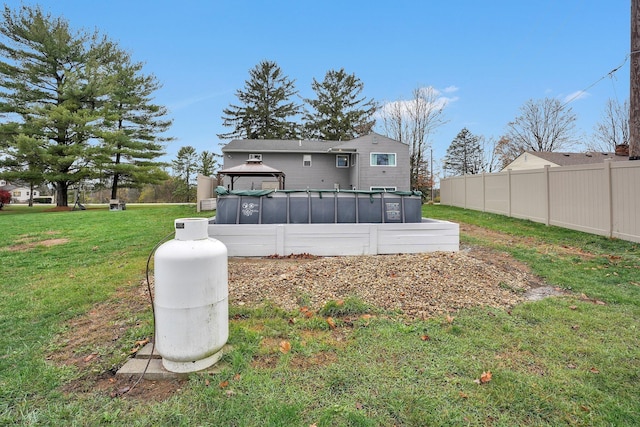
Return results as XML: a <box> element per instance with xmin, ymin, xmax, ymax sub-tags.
<box><xmin>504</xmin><ymin>151</ymin><xmax>629</xmax><ymax>171</ymax></box>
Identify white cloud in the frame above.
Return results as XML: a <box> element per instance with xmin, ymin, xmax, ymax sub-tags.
<box><xmin>562</xmin><ymin>90</ymin><xmax>590</xmax><ymax>104</ymax></box>
<box><xmin>378</xmin><ymin>85</ymin><xmax>459</xmax><ymax>118</ymax></box>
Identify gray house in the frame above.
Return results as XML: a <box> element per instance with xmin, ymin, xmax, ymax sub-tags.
<box><xmin>220</xmin><ymin>133</ymin><xmax>410</xmax><ymax>191</ymax></box>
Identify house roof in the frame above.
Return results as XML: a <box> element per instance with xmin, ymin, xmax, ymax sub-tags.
<box><xmin>529</xmin><ymin>151</ymin><xmax>628</xmax><ymax>166</ymax></box>
<box><xmin>222</xmin><ymin>139</ymin><xmax>345</xmax><ymax>153</ymax></box>
<box><xmin>220</xmin><ymin>132</ymin><xmax>401</xmax><ymax>154</ymax></box>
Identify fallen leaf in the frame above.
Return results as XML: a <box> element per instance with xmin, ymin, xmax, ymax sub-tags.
<box><xmin>225</xmin><ymin>389</ymin><xmax>235</xmax><ymax>397</ymax></box>
<box><xmin>279</xmin><ymin>340</ymin><xmax>292</xmax><ymax>354</ymax></box>
<box><xmin>446</xmin><ymin>314</ymin><xmax>455</xmax><ymax>324</ymax></box>
<box><xmin>288</xmin><ymin>317</ymin><xmax>296</xmax><ymax>325</ymax></box>
<box><xmin>479</xmin><ymin>371</ymin><xmax>492</xmax><ymax>384</ymax></box>
<box><xmin>135</xmin><ymin>338</ymin><xmax>150</xmax><ymax>347</ymax></box>
<box><xmin>205</xmin><ymin>379</ymin><xmax>210</xmax><ymax>387</ymax></box>
<box><xmin>420</xmin><ymin>334</ymin><xmax>431</xmax><ymax>341</ymax></box>
<box><xmin>233</xmin><ymin>373</ymin><xmax>241</xmax><ymax>381</ymax></box>
<box><xmin>566</xmin><ymin>363</ymin><xmax>577</xmax><ymax>369</ymax></box>
<box><xmin>580</xmin><ymin>405</ymin><xmax>590</xmax><ymax>413</ymax></box>
<box><xmin>571</xmin><ymin>325</ymin><xmax>580</xmax><ymax>330</ymax></box>
<box><xmin>355</xmin><ymin>402</ymin><xmax>364</xmax><ymax>410</ymax></box>
<box><xmin>336</xmin><ymin>299</ymin><xmax>344</xmax><ymax>306</ymax></box>
<box><xmin>219</xmin><ymin>380</ymin><xmax>229</xmax><ymax>388</ymax></box>
<box><xmin>326</xmin><ymin>317</ymin><xmax>336</xmax><ymax>329</ymax></box>
<box><xmin>459</xmin><ymin>391</ymin><xmax>469</xmax><ymax>399</ymax></box>
<box><xmin>594</xmin><ymin>300</ymin><xmax>606</xmax><ymax>305</ymax></box>
<box><xmin>569</xmin><ymin>305</ymin><xmax>577</xmax><ymax>310</ymax></box>
<box><xmin>589</xmin><ymin>367</ymin><xmax>600</xmax><ymax>374</ymax></box>
<box><xmin>83</xmin><ymin>353</ymin><xmax>98</xmax><ymax>363</ymax></box>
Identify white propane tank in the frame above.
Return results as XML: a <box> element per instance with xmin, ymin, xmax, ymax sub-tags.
<box><xmin>154</xmin><ymin>217</ymin><xmax>228</xmax><ymax>373</ymax></box>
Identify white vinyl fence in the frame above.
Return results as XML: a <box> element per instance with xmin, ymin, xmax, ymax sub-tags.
<box><xmin>440</xmin><ymin>160</ymin><xmax>640</xmax><ymax>243</ymax></box>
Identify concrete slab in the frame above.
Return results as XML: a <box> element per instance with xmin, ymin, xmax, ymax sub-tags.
<box><xmin>116</xmin><ymin>344</ymin><xmax>232</xmax><ymax>380</ymax></box>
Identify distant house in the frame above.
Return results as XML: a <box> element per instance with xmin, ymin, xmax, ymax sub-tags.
<box><xmin>503</xmin><ymin>150</ymin><xmax>630</xmax><ymax>171</ymax></box>
<box><xmin>0</xmin><ymin>180</ymin><xmax>51</xmax><ymax>203</ymax></box>
<box><xmin>219</xmin><ymin>133</ymin><xmax>411</xmax><ymax>191</ymax></box>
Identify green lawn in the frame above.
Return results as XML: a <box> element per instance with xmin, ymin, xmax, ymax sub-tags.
<box><xmin>0</xmin><ymin>204</ymin><xmax>638</xmax><ymax>426</ymax></box>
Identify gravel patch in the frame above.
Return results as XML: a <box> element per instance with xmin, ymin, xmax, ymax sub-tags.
<box><xmin>229</xmin><ymin>247</ymin><xmax>546</xmax><ymax>319</ymax></box>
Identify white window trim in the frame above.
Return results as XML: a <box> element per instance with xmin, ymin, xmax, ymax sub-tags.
<box><xmin>370</xmin><ymin>152</ymin><xmax>397</xmax><ymax>167</ymax></box>
<box><xmin>303</xmin><ymin>154</ymin><xmax>312</xmax><ymax>167</ymax></box>
<box><xmin>248</xmin><ymin>153</ymin><xmax>262</xmax><ymax>161</ymax></box>
<box><xmin>336</xmin><ymin>154</ymin><xmax>349</xmax><ymax>168</ymax></box>
<box><xmin>370</xmin><ymin>186</ymin><xmax>397</xmax><ymax>192</ymax></box>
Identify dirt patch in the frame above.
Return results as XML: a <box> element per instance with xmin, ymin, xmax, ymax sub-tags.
<box><xmin>48</xmin><ymin>280</ymin><xmax>186</xmax><ymax>401</ymax></box>
<box><xmin>6</xmin><ymin>237</ymin><xmax>69</xmax><ymax>251</ymax></box>
<box><xmin>460</xmin><ymin>224</ymin><xmax>595</xmax><ymax>260</ymax></box>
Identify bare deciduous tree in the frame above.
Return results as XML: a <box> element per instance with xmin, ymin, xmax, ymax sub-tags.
<box><xmin>502</xmin><ymin>98</ymin><xmax>578</xmax><ymax>165</ymax></box>
<box><xmin>590</xmin><ymin>98</ymin><xmax>629</xmax><ymax>152</ymax></box>
<box><xmin>379</xmin><ymin>86</ymin><xmax>449</xmax><ymax>191</ymax></box>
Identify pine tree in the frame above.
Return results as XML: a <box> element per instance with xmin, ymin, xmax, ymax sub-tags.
<box><xmin>93</xmin><ymin>50</ymin><xmax>171</xmax><ymax>200</ymax></box>
<box><xmin>218</xmin><ymin>60</ymin><xmax>301</xmax><ymax>140</ymax></box>
<box><xmin>0</xmin><ymin>5</ymin><xmax>118</xmax><ymax>206</ymax></box>
<box><xmin>198</xmin><ymin>151</ymin><xmax>220</xmax><ymax>176</ymax></box>
<box><xmin>172</xmin><ymin>146</ymin><xmax>198</xmax><ymax>202</ymax></box>
<box><xmin>302</xmin><ymin>68</ymin><xmax>377</xmax><ymax>140</ymax></box>
<box><xmin>443</xmin><ymin>128</ymin><xmax>483</xmax><ymax>176</ymax></box>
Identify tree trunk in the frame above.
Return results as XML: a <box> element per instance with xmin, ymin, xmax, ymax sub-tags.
<box><xmin>111</xmin><ymin>173</ymin><xmax>119</xmax><ymax>200</ymax></box>
<box><xmin>56</xmin><ymin>182</ymin><xmax>68</xmax><ymax>207</ymax></box>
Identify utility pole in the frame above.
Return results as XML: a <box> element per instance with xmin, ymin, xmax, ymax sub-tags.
<box><xmin>631</xmin><ymin>0</ymin><xmax>640</xmax><ymax>159</ymax></box>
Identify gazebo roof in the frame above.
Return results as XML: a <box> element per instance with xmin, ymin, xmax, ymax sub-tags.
<box><xmin>219</xmin><ymin>159</ymin><xmax>284</xmax><ymax>176</ymax></box>
<box><xmin>218</xmin><ymin>159</ymin><xmax>285</xmax><ymax>190</ymax></box>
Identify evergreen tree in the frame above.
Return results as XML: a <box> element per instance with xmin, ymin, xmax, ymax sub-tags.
<box><xmin>443</xmin><ymin>128</ymin><xmax>483</xmax><ymax>175</ymax></box>
<box><xmin>0</xmin><ymin>133</ymin><xmax>47</xmax><ymax>206</ymax></box>
<box><xmin>93</xmin><ymin>50</ymin><xmax>171</xmax><ymax>200</ymax></box>
<box><xmin>172</xmin><ymin>146</ymin><xmax>198</xmax><ymax>202</ymax></box>
<box><xmin>218</xmin><ymin>60</ymin><xmax>301</xmax><ymax>140</ymax></box>
<box><xmin>198</xmin><ymin>150</ymin><xmax>220</xmax><ymax>176</ymax></box>
<box><xmin>0</xmin><ymin>5</ymin><xmax>118</xmax><ymax>206</ymax></box>
<box><xmin>303</xmin><ymin>68</ymin><xmax>377</xmax><ymax>140</ymax></box>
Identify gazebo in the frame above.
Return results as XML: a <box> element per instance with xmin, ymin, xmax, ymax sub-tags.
<box><xmin>218</xmin><ymin>159</ymin><xmax>285</xmax><ymax>190</ymax></box>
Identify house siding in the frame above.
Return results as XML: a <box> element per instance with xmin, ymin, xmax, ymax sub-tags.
<box><xmin>220</xmin><ymin>133</ymin><xmax>411</xmax><ymax>191</ymax></box>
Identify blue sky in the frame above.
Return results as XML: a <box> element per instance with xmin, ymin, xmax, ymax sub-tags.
<box><xmin>5</xmin><ymin>1</ymin><xmax>631</xmax><ymax>172</ymax></box>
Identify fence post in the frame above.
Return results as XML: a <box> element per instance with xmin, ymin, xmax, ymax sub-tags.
<box><xmin>463</xmin><ymin>174</ymin><xmax>467</xmax><ymax>209</ymax></box>
<box><xmin>604</xmin><ymin>159</ymin><xmax>613</xmax><ymax>238</ymax></box>
<box><xmin>544</xmin><ymin>165</ymin><xmax>550</xmax><ymax>226</ymax></box>
<box><xmin>482</xmin><ymin>172</ymin><xmax>486</xmax><ymax>212</ymax></box>
<box><xmin>507</xmin><ymin>169</ymin><xmax>512</xmax><ymax>217</ymax></box>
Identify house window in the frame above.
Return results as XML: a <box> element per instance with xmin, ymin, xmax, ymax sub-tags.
<box><xmin>336</xmin><ymin>154</ymin><xmax>349</xmax><ymax>168</ymax></box>
<box><xmin>371</xmin><ymin>186</ymin><xmax>397</xmax><ymax>192</ymax></box>
<box><xmin>248</xmin><ymin>153</ymin><xmax>262</xmax><ymax>161</ymax></box>
<box><xmin>303</xmin><ymin>154</ymin><xmax>312</xmax><ymax>167</ymax></box>
<box><xmin>12</xmin><ymin>190</ymin><xmax>20</xmax><ymax>197</ymax></box>
<box><xmin>370</xmin><ymin>153</ymin><xmax>396</xmax><ymax>166</ymax></box>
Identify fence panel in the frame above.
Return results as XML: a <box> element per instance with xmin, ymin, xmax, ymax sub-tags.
<box><xmin>484</xmin><ymin>172</ymin><xmax>509</xmax><ymax>215</ymax></box>
<box><xmin>510</xmin><ymin>169</ymin><xmax>547</xmax><ymax>223</ymax></box>
<box><xmin>611</xmin><ymin>162</ymin><xmax>640</xmax><ymax>241</ymax></box>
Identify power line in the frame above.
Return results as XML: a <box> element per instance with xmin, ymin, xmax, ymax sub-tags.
<box><xmin>560</xmin><ymin>52</ymin><xmax>637</xmax><ymax>109</ymax></box>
